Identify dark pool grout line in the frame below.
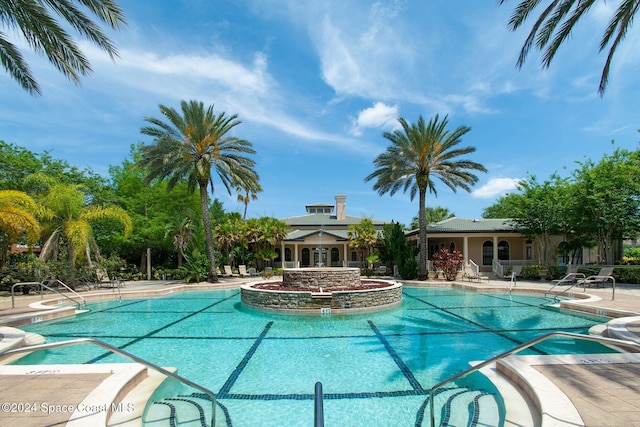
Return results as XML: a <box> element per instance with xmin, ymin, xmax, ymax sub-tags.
<box><xmin>217</xmin><ymin>322</ymin><xmax>273</xmax><ymax>397</ymax></box>
<box><xmin>368</xmin><ymin>320</ymin><xmax>424</xmax><ymax>392</ymax></box>
<box><xmin>84</xmin><ymin>292</ymin><xmax>239</xmax><ymax>363</ymax></box>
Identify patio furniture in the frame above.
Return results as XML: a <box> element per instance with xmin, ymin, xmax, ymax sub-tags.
<box><xmin>579</xmin><ymin>267</ymin><xmax>615</xmax><ymax>288</ymax></box>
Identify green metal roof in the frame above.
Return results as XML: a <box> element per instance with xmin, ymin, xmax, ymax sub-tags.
<box><xmin>407</xmin><ymin>217</ymin><xmax>518</xmax><ymax>235</ymax></box>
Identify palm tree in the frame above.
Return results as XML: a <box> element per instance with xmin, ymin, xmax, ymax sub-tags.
<box><xmin>139</xmin><ymin>100</ymin><xmax>260</xmax><ymax>282</ymax></box>
<box><xmin>165</xmin><ymin>216</ymin><xmax>195</xmax><ymax>267</ymax></box>
<box><xmin>348</xmin><ymin>218</ymin><xmax>378</xmax><ymax>267</ymax></box>
<box><xmin>499</xmin><ymin>0</ymin><xmax>638</xmax><ymax>95</ymax></box>
<box><xmin>365</xmin><ymin>115</ymin><xmax>487</xmax><ymax>280</ymax></box>
<box><xmin>35</xmin><ymin>180</ymin><xmax>132</xmax><ymax>283</ymax></box>
<box><xmin>0</xmin><ymin>190</ymin><xmax>40</xmax><ymax>267</ymax></box>
<box><xmin>0</xmin><ymin>0</ymin><xmax>126</xmax><ymax>95</ymax></box>
<box><xmin>410</xmin><ymin>206</ymin><xmax>455</xmax><ymax>229</ymax></box>
<box><xmin>236</xmin><ymin>182</ymin><xmax>263</xmax><ymax>220</ymax></box>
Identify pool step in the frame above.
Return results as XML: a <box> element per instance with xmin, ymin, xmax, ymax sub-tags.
<box><xmin>145</xmin><ymin>394</ymin><xmax>215</xmax><ymax>427</ymax></box>
<box><xmin>432</xmin><ymin>386</ymin><xmax>501</xmax><ymax>427</ymax></box>
<box><xmin>145</xmin><ymin>388</ymin><xmax>499</xmax><ymax>427</ymax></box>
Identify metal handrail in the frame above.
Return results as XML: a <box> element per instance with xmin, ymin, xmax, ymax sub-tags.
<box><xmin>45</xmin><ymin>279</ymin><xmax>86</xmax><ymax>306</ymax></box>
<box><xmin>314</xmin><ymin>381</ymin><xmax>324</xmax><ymax>427</ymax></box>
<box><xmin>0</xmin><ymin>338</ymin><xmax>216</xmax><ymax>427</ymax></box>
<box><xmin>11</xmin><ymin>281</ymin><xmax>84</xmax><ymax>310</ymax></box>
<box><xmin>544</xmin><ymin>273</ymin><xmax>585</xmax><ymax>299</ymax></box>
<box><xmin>429</xmin><ymin>331</ymin><xmax>640</xmax><ymax>427</ymax></box>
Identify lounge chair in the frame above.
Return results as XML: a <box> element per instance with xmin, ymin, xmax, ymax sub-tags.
<box><xmin>378</xmin><ymin>265</ymin><xmax>387</xmax><ymax>276</ymax></box>
<box><xmin>223</xmin><ymin>265</ymin><xmax>238</xmax><ymax>277</ymax></box>
<box><xmin>551</xmin><ymin>266</ymin><xmax>585</xmax><ymax>286</ymax></box>
<box><xmin>94</xmin><ymin>268</ymin><xmax>123</xmax><ymax>289</ymax></box>
<box><xmin>579</xmin><ymin>267</ymin><xmax>615</xmax><ymax>288</ymax></box>
<box><xmin>247</xmin><ymin>267</ymin><xmax>260</xmax><ymax>277</ymax></box>
<box><xmin>463</xmin><ymin>265</ymin><xmax>489</xmax><ymax>283</ymax></box>
<box><xmin>238</xmin><ymin>265</ymin><xmax>250</xmax><ymax>277</ymax></box>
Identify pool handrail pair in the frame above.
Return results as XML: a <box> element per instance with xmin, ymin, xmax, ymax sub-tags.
<box><xmin>11</xmin><ymin>280</ymin><xmax>86</xmax><ymax>310</ymax></box>
<box><xmin>0</xmin><ymin>337</ymin><xmax>216</xmax><ymax>427</ymax></box>
<box><xmin>428</xmin><ymin>331</ymin><xmax>640</xmax><ymax>427</ymax></box>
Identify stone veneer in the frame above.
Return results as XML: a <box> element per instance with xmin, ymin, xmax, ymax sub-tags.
<box><xmin>240</xmin><ymin>281</ymin><xmax>402</xmax><ymax>312</ymax></box>
<box><xmin>282</xmin><ymin>267</ymin><xmax>361</xmax><ymax>290</ymax></box>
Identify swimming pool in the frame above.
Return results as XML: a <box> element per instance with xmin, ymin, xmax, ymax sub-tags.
<box><xmin>15</xmin><ymin>286</ymin><xmax>613</xmax><ymax>426</ymax></box>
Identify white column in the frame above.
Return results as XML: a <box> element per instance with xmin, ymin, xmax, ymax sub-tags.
<box><xmin>463</xmin><ymin>236</ymin><xmax>469</xmax><ymax>265</ymax></box>
<box><xmin>493</xmin><ymin>236</ymin><xmax>498</xmax><ymax>263</ymax></box>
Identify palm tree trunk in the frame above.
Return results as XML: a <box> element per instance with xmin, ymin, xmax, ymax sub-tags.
<box><xmin>418</xmin><ymin>187</ymin><xmax>428</xmax><ymax>280</ymax></box>
<box><xmin>67</xmin><ymin>241</ymin><xmax>77</xmax><ymax>286</ymax></box>
<box><xmin>199</xmin><ymin>182</ymin><xmax>218</xmax><ymax>282</ymax></box>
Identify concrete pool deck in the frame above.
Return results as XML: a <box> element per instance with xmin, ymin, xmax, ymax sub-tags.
<box><xmin>1</xmin><ymin>276</ymin><xmax>640</xmax><ymax>426</ymax></box>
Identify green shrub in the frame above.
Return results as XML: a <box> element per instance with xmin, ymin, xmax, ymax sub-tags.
<box><xmin>521</xmin><ymin>265</ymin><xmax>540</xmax><ymax>280</ymax></box>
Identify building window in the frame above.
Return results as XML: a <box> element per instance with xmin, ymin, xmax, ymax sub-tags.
<box><xmin>285</xmin><ymin>248</ymin><xmax>291</xmax><ymax>262</ymax></box>
<box><xmin>351</xmin><ymin>251</ymin><xmax>357</xmax><ymax>262</ymax></box>
<box><xmin>482</xmin><ymin>241</ymin><xmax>493</xmax><ymax>266</ymax></box>
<box><xmin>302</xmin><ymin>248</ymin><xmax>310</xmax><ymax>267</ymax></box>
<box><xmin>498</xmin><ymin>240</ymin><xmax>509</xmax><ymax>260</ymax></box>
<box><xmin>449</xmin><ymin>242</ymin><xmax>456</xmax><ymax>252</ymax></box>
<box><xmin>275</xmin><ymin>248</ymin><xmax>281</xmax><ymax>262</ymax></box>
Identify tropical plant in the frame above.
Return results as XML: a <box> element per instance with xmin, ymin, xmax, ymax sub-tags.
<box><xmin>139</xmin><ymin>100</ymin><xmax>260</xmax><ymax>282</ymax></box>
<box><xmin>0</xmin><ymin>190</ymin><xmax>40</xmax><ymax>267</ymax></box>
<box><xmin>365</xmin><ymin>115</ymin><xmax>486</xmax><ymax>279</ymax></box>
<box><xmin>0</xmin><ymin>0</ymin><xmax>126</xmax><ymax>95</ymax></box>
<box><xmin>214</xmin><ymin>215</ymin><xmax>245</xmax><ymax>266</ymax></box>
<box><xmin>431</xmin><ymin>249</ymin><xmax>464</xmax><ymax>281</ymax></box>
<box><xmin>348</xmin><ymin>218</ymin><xmax>378</xmax><ymax>266</ymax></box>
<box><xmin>165</xmin><ymin>216</ymin><xmax>195</xmax><ymax>267</ymax></box>
<box><xmin>379</xmin><ymin>221</ymin><xmax>418</xmax><ymax>279</ymax></box>
<box><xmin>236</xmin><ymin>182</ymin><xmax>262</xmax><ymax>220</ymax></box>
<box><xmin>31</xmin><ymin>176</ymin><xmax>132</xmax><ymax>283</ymax></box>
<box><xmin>499</xmin><ymin>0</ymin><xmax>638</xmax><ymax>95</ymax></box>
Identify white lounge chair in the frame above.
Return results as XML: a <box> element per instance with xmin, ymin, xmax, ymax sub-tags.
<box><xmin>463</xmin><ymin>265</ymin><xmax>489</xmax><ymax>283</ymax></box>
<box><xmin>238</xmin><ymin>265</ymin><xmax>250</xmax><ymax>277</ymax></box>
<box><xmin>223</xmin><ymin>265</ymin><xmax>238</xmax><ymax>277</ymax></box>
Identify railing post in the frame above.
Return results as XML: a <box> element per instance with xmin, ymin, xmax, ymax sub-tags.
<box><xmin>314</xmin><ymin>381</ymin><xmax>324</xmax><ymax>427</ymax></box>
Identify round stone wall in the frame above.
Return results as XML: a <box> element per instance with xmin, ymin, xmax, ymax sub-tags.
<box><xmin>282</xmin><ymin>267</ymin><xmax>360</xmax><ymax>290</ymax></box>
<box><xmin>240</xmin><ymin>281</ymin><xmax>402</xmax><ymax>312</ymax></box>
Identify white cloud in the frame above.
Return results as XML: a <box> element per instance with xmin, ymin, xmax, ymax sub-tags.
<box><xmin>350</xmin><ymin>102</ymin><xmax>399</xmax><ymax>136</ymax></box>
<box><xmin>471</xmin><ymin>177</ymin><xmax>521</xmax><ymax>199</ymax></box>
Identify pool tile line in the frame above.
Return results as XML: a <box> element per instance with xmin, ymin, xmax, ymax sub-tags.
<box><xmin>217</xmin><ymin>321</ymin><xmax>274</xmax><ymax>397</ymax></box>
<box><xmin>85</xmin><ymin>292</ymin><xmax>239</xmax><ymax>364</ymax></box>
<box><xmin>367</xmin><ymin>320</ymin><xmax>424</xmax><ymax>391</ymax></box>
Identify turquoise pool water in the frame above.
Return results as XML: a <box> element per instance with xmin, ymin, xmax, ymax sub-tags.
<box><xmin>15</xmin><ymin>286</ymin><xmax>612</xmax><ymax>426</ymax></box>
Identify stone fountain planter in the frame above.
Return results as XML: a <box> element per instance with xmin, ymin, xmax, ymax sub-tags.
<box><xmin>240</xmin><ymin>267</ymin><xmax>402</xmax><ymax>313</ymax></box>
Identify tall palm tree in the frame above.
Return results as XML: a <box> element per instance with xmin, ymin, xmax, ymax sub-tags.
<box><xmin>0</xmin><ymin>190</ymin><xmax>40</xmax><ymax>266</ymax></box>
<box><xmin>365</xmin><ymin>115</ymin><xmax>487</xmax><ymax>280</ymax></box>
<box><xmin>499</xmin><ymin>0</ymin><xmax>638</xmax><ymax>95</ymax></box>
<box><xmin>139</xmin><ymin>100</ymin><xmax>260</xmax><ymax>282</ymax></box>
<box><xmin>0</xmin><ymin>0</ymin><xmax>126</xmax><ymax>95</ymax></box>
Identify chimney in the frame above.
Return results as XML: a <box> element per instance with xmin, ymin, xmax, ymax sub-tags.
<box><xmin>335</xmin><ymin>195</ymin><xmax>347</xmax><ymax>220</ymax></box>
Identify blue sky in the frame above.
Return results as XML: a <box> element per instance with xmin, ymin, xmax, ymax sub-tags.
<box><xmin>2</xmin><ymin>1</ymin><xmax>639</xmax><ymax>228</ymax></box>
